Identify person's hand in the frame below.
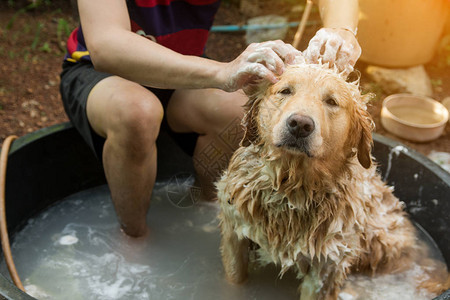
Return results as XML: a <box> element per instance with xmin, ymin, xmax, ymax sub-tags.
<box><xmin>219</xmin><ymin>40</ymin><xmax>302</xmax><ymax>93</ymax></box>
<box><xmin>304</xmin><ymin>28</ymin><xmax>361</xmax><ymax>76</ymax></box>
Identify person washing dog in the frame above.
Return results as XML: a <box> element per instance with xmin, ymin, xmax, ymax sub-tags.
<box><xmin>60</xmin><ymin>0</ymin><xmax>360</xmax><ymax>237</ymax></box>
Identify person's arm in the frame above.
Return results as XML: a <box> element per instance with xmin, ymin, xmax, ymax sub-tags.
<box><xmin>318</xmin><ymin>0</ymin><xmax>358</xmax><ymax>34</ymax></box>
<box><xmin>305</xmin><ymin>0</ymin><xmax>361</xmax><ymax>75</ymax></box>
<box><xmin>77</xmin><ymin>0</ymin><xmax>300</xmax><ymax>92</ymax></box>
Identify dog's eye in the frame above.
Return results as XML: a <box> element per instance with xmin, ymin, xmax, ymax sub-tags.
<box><xmin>325</xmin><ymin>97</ymin><xmax>338</xmax><ymax>107</ymax></box>
<box><xmin>279</xmin><ymin>87</ymin><xmax>292</xmax><ymax>95</ymax></box>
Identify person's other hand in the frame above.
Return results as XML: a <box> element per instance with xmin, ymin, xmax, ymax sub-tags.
<box><xmin>304</xmin><ymin>28</ymin><xmax>361</xmax><ymax>76</ymax></box>
<box><xmin>220</xmin><ymin>40</ymin><xmax>303</xmax><ymax>93</ymax></box>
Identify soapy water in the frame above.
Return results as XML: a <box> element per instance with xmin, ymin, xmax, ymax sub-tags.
<box><xmin>339</xmin><ymin>263</ymin><xmax>439</xmax><ymax>300</ymax></box>
<box><xmin>0</xmin><ymin>181</ymin><xmax>445</xmax><ymax>300</ymax></box>
<box><xmin>1</xmin><ymin>183</ymin><xmax>299</xmax><ymax>300</ymax></box>
<box><xmin>338</xmin><ymin>221</ymin><xmax>447</xmax><ymax>300</ymax></box>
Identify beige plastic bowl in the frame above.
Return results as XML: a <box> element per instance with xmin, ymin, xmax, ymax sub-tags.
<box><xmin>381</xmin><ymin>94</ymin><xmax>449</xmax><ymax>142</ymax></box>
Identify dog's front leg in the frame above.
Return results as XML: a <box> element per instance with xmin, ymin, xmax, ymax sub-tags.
<box><xmin>299</xmin><ymin>268</ymin><xmax>323</xmax><ymax>300</ymax></box>
<box><xmin>220</xmin><ymin>223</ymin><xmax>250</xmax><ymax>284</ymax></box>
<box><xmin>299</xmin><ymin>266</ymin><xmax>342</xmax><ymax>300</ymax></box>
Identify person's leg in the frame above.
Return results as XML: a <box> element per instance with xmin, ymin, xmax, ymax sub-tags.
<box><xmin>166</xmin><ymin>88</ymin><xmax>247</xmax><ymax>200</ymax></box>
<box><xmin>86</xmin><ymin>76</ymin><xmax>164</xmax><ymax>237</ymax></box>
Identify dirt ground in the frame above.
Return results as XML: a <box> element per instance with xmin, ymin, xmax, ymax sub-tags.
<box><xmin>1</xmin><ymin>1</ymin><xmax>449</xmax><ymax>158</ymax></box>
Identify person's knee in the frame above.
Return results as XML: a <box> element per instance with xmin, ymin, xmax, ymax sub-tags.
<box><xmin>110</xmin><ymin>90</ymin><xmax>163</xmax><ymax>148</ymax></box>
<box><xmin>200</xmin><ymin>90</ymin><xmax>247</xmax><ymax>133</ymax></box>
<box><xmin>207</xmin><ymin>90</ymin><xmax>246</xmax><ymax>135</ymax></box>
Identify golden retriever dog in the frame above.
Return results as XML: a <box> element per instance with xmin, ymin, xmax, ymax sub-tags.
<box><xmin>216</xmin><ymin>63</ymin><xmax>449</xmax><ymax>299</ymax></box>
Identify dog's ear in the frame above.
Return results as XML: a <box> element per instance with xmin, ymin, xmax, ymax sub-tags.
<box><xmin>240</xmin><ymin>81</ymin><xmax>274</xmax><ymax>146</ymax></box>
<box><xmin>356</xmin><ymin>106</ymin><xmax>374</xmax><ymax>169</ymax></box>
<box><xmin>240</xmin><ymin>96</ymin><xmax>261</xmax><ymax>147</ymax></box>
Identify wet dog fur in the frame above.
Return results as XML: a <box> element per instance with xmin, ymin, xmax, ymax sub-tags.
<box><xmin>216</xmin><ymin>63</ymin><xmax>449</xmax><ymax>299</ymax></box>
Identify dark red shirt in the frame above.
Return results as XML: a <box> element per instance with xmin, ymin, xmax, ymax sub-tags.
<box><xmin>65</xmin><ymin>0</ymin><xmax>221</xmax><ymax>62</ymax></box>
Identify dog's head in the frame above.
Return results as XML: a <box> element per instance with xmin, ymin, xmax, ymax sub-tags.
<box><xmin>241</xmin><ymin>63</ymin><xmax>374</xmax><ymax>169</ymax></box>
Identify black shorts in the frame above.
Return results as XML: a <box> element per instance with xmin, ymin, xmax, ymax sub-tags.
<box><xmin>59</xmin><ymin>60</ymin><xmax>198</xmax><ymax>161</ymax></box>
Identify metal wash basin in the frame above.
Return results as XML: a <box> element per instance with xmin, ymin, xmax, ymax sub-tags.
<box><xmin>1</xmin><ymin>123</ymin><xmax>448</xmax><ymax>299</ymax></box>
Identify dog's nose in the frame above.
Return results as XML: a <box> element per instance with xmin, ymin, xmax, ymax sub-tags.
<box><xmin>286</xmin><ymin>115</ymin><xmax>315</xmax><ymax>138</ymax></box>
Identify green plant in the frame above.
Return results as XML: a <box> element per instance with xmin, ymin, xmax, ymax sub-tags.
<box><xmin>39</xmin><ymin>42</ymin><xmax>51</xmax><ymax>53</ymax></box>
<box><xmin>23</xmin><ymin>23</ymin><xmax>32</xmax><ymax>34</ymax></box>
<box><xmin>51</xmin><ymin>8</ymin><xmax>62</xmax><ymax>15</ymax></box>
<box><xmin>6</xmin><ymin>2</ymin><xmax>39</xmax><ymax>30</ymax></box>
<box><xmin>6</xmin><ymin>0</ymin><xmax>55</xmax><ymax>29</ymax></box>
<box><xmin>221</xmin><ymin>0</ymin><xmax>239</xmax><ymax>7</ymax></box>
<box><xmin>12</xmin><ymin>31</ymin><xmax>21</xmax><ymax>42</ymax></box>
<box><xmin>442</xmin><ymin>37</ymin><xmax>450</xmax><ymax>66</ymax></box>
<box><xmin>57</xmin><ymin>18</ymin><xmax>71</xmax><ymax>37</ymax></box>
<box><xmin>56</xmin><ymin>18</ymin><xmax>71</xmax><ymax>52</ymax></box>
<box><xmin>430</xmin><ymin>78</ymin><xmax>443</xmax><ymax>87</ymax></box>
<box><xmin>23</xmin><ymin>50</ymin><xmax>31</xmax><ymax>62</ymax></box>
<box><xmin>31</xmin><ymin>22</ymin><xmax>44</xmax><ymax>50</ymax></box>
<box><xmin>362</xmin><ymin>82</ymin><xmax>384</xmax><ymax>103</ymax></box>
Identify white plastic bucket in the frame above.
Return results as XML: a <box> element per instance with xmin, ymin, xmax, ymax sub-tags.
<box><xmin>357</xmin><ymin>0</ymin><xmax>449</xmax><ymax>67</ymax></box>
